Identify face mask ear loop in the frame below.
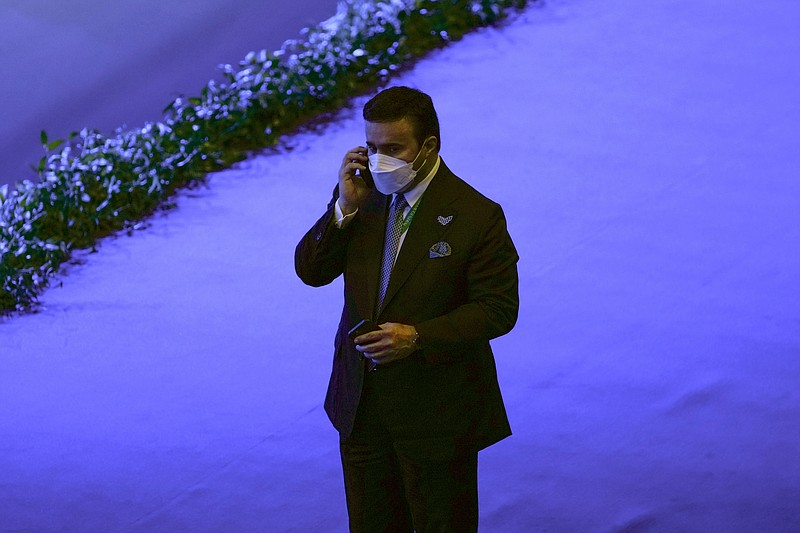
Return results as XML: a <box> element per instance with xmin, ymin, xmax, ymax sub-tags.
<box><xmin>413</xmin><ymin>137</ymin><xmax>435</xmax><ymax>171</ymax></box>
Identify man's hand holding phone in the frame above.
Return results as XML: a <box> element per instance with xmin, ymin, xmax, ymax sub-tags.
<box><xmin>338</xmin><ymin>146</ymin><xmax>373</xmax><ymax>215</ymax></box>
<box><xmin>349</xmin><ymin>320</ymin><xmax>419</xmax><ymax>369</ymax></box>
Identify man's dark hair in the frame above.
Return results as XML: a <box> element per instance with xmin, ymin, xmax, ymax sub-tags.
<box><xmin>363</xmin><ymin>86</ymin><xmax>441</xmax><ymax>151</ymax></box>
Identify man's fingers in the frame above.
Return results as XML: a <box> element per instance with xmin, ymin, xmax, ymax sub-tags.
<box><xmin>343</xmin><ymin>161</ymin><xmax>367</xmax><ymax>177</ymax></box>
<box><xmin>343</xmin><ymin>147</ymin><xmax>368</xmax><ymax>166</ymax></box>
<box><xmin>354</xmin><ymin>330</ymin><xmax>384</xmax><ymax>346</ymax></box>
<box><xmin>354</xmin><ymin>324</ymin><xmax>414</xmax><ymax>365</ymax></box>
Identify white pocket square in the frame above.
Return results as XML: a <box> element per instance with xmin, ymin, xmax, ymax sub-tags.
<box><xmin>437</xmin><ymin>215</ymin><xmax>453</xmax><ymax>226</ymax></box>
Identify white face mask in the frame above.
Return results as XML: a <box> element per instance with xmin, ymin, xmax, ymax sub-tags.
<box><xmin>368</xmin><ymin>143</ymin><xmax>430</xmax><ymax>195</ymax></box>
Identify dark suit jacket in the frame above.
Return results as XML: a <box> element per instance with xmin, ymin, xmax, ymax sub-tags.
<box><xmin>295</xmin><ymin>160</ymin><xmax>519</xmax><ymax>451</ymax></box>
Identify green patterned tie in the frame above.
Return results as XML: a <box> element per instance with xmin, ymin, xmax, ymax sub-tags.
<box><xmin>376</xmin><ymin>194</ymin><xmax>408</xmax><ymax>315</ymax></box>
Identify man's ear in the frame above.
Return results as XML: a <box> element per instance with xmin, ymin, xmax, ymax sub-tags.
<box><xmin>424</xmin><ymin>136</ymin><xmax>438</xmax><ymax>154</ymax></box>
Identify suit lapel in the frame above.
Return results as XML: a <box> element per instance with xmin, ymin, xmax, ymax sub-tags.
<box><xmin>354</xmin><ymin>189</ymin><xmax>390</xmax><ymax>320</ymax></box>
<box><xmin>378</xmin><ymin>163</ymin><xmax>459</xmax><ymax>316</ymax></box>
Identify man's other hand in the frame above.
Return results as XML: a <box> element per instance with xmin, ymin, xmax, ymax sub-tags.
<box><xmin>354</xmin><ymin>323</ymin><xmax>418</xmax><ymax>366</ymax></box>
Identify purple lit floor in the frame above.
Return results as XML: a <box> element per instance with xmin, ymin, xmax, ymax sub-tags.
<box><xmin>2</xmin><ymin>1</ymin><xmax>799</xmax><ymax>531</ymax></box>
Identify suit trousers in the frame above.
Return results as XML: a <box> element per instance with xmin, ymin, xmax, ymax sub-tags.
<box><xmin>340</xmin><ymin>363</ymin><xmax>479</xmax><ymax>533</ymax></box>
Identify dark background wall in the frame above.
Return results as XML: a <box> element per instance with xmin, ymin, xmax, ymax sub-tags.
<box><xmin>0</xmin><ymin>0</ymin><xmax>340</xmax><ymax>187</ymax></box>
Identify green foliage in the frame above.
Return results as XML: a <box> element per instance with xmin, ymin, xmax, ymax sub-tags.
<box><xmin>0</xmin><ymin>0</ymin><xmax>529</xmax><ymax>313</ymax></box>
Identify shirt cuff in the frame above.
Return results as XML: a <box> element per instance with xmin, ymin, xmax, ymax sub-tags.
<box><xmin>334</xmin><ymin>199</ymin><xmax>358</xmax><ymax>228</ymax></box>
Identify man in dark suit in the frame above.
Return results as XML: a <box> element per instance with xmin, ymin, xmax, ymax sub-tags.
<box><xmin>295</xmin><ymin>86</ymin><xmax>519</xmax><ymax>532</ymax></box>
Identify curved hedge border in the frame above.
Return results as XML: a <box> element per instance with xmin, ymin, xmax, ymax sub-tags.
<box><xmin>0</xmin><ymin>0</ymin><xmax>528</xmax><ymax>313</ymax></box>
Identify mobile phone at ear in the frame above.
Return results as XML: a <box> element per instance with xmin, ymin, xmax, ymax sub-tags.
<box><xmin>348</xmin><ymin>319</ymin><xmax>380</xmax><ymax>341</ymax></box>
<box><xmin>359</xmin><ymin>165</ymin><xmax>374</xmax><ymax>188</ymax></box>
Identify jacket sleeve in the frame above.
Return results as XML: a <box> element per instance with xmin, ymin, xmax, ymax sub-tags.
<box><xmin>294</xmin><ymin>186</ymin><xmax>355</xmax><ymax>287</ymax></box>
<box><xmin>414</xmin><ymin>202</ymin><xmax>519</xmax><ymax>363</ymax></box>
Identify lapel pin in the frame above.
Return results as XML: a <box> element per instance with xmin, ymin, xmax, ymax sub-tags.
<box><xmin>437</xmin><ymin>215</ymin><xmax>453</xmax><ymax>226</ymax></box>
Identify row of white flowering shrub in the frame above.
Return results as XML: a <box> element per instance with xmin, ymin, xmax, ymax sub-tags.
<box><xmin>0</xmin><ymin>0</ymin><xmax>529</xmax><ymax>312</ymax></box>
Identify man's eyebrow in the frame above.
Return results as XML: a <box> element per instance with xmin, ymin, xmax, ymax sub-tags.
<box><xmin>376</xmin><ymin>142</ymin><xmax>403</xmax><ymax>147</ymax></box>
